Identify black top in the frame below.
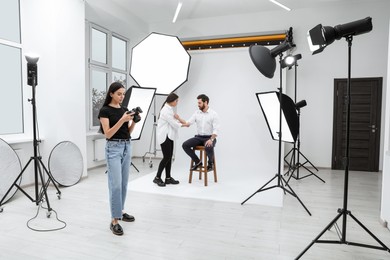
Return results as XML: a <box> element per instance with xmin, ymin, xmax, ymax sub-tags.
<box><xmin>98</xmin><ymin>105</ymin><xmax>130</xmax><ymax>140</ymax></box>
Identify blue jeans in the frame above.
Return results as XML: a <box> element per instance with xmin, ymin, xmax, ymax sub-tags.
<box><xmin>105</xmin><ymin>140</ymin><xmax>131</xmax><ymax>219</ymax></box>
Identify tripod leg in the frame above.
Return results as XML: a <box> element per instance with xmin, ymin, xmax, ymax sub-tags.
<box><xmin>38</xmin><ymin>158</ymin><xmax>61</xmax><ymax>197</ymax></box>
<box><xmin>241</xmin><ymin>174</ymin><xmax>278</xmax><ymax>205</ymax></box>
<box><xmin>0</xmin><ymin>158</ymin><xmax>34</xmax><ymax>206</ymax></box>
<box><xmin>36</xmin><ymin>161</ymin><xmax>52</xmax><ymax>213</ymax></box>
<box><xmin>298</xmin><ymin>151</ymin><xmax>319</xmax><ymax>171</ymax></box>
<box><xmin>284</xmin><ymin>148</ymin><xmax>294</xmax><ymax>171</ymax></box>
<box><xmin>131</xmin><ymin>162</ymin><xmax>140</xmax><ymax>172</ymax></box>
<box><xmin>297</xmin><ymin>162</ymin><xmax>326</xmax><ymax>183</ymax></box>
<box><xmin>296</xmin><ymin>211</ymin><xmax>343</xmax><ymax>259</ymax></box>
<box><xmin>285</xmin><ymin>156</ymin><xmax>297</xmax><ymax>184</ymax></box>
<box><xmin>347</xmin><ymin>211</ymin><xmax>390</xmax><ymax>251</ymax></box>
<box><xmin>281</xmin><ymin>176</ymin><xmax>311</xmax><ymax>216</ymax></box>
<box><xmin>284</xmin><ymin>148</ymin><xmax>297</xmax><ymax>178</ymax></box>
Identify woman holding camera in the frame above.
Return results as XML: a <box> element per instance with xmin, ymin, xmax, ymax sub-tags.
<box><xmin>153</xmin><ymin>93</ymin><xmax>188</xmax><ymax>187</ymax></box>
<box><xmin>98</xmin><ymin>82</ymin><xmax>138</xmax><ymax>236</ymax></box>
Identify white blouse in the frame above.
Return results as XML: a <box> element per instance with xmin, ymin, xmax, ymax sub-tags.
<box><xmin>157</xmin><ymin>103</ymin><xmax>182</xmax><ymax>144</ymax></box>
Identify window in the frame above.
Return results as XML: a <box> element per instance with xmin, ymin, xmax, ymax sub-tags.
<box><xmin>91</xmin><ymin>28</ymin><xmax>107</xmax><ymax>64</ymax></box>
<box><xmin>88</xmin><ymin>24</ymin><xmax>129</xmax><ymax>129</ymax></box>
<box><xmin>0</xmin><ymin>0</ymin><xmax>21</xmax><ymax>43</ymax></box>
<box><xmin>0</xmin><ymin>0</ymin><xmax>23</xmax><ymax>135</ymax></box>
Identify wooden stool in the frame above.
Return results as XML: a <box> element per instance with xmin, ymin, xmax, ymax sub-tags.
<box><xmin>189</xmin><ymin>146</ymin><xmax>217</xmax><ymax>186</ymax></box>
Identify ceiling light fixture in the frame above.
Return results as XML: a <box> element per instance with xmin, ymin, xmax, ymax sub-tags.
<box><xmin>269</xmin><ymin>0</ymin><xmax>291</xmax><ymax>11</ymax></box>
<box><xmin>172</xmin><ymin>2</ymin><xmax>183</xmax><ymax>23</ymax></box>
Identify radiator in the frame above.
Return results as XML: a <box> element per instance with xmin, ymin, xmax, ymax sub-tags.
<box><xmin>93</xmin><ymin>138</ymin><xmax>106</xmax><ymax>161</ymax></box>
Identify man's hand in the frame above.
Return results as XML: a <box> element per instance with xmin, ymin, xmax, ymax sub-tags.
<box><xmin>205</xmin><ymin>139</ymin><xmax>213</xmax><ymax>147</ymax></box>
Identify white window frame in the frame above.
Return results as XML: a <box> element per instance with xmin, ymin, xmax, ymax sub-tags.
<box><xmin>0</xmin><ymin>0</ymin><xmax>23</xmax><ymax>135</ymax></box>
<box><xmin>87</xmin><ymin>23</ymin><xmax>130</xmax><ymax>130</ymax></box>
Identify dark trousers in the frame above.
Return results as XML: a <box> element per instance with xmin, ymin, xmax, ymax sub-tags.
<box><xmin>182</xmin><ymin>135</ymin><xmax>216</xmax><ymax>165</ymax></box>
<box><xmin>156</xmin><ymin>137</ymin><xmax>174</xmax><ymax>179</ymax></box>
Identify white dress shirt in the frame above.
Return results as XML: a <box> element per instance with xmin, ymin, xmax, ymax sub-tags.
<box><xmin>157</xmin><ymin>103</ymin><xmax>182</xmax><ymax>144</ymax></box>
<box><xmin>187</xmin><ymin>107</ymin><xmax>220</xmax><ymax>136</ymax></box>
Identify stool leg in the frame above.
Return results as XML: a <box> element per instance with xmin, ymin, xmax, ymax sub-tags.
<box><xmin>199</xmin><ymin>149</ymin><xmax>203</xmax><ymax>180</ymax></box>
<box><xmin>203</xmin><ymin>150</ymin><xmax>208</xmax><ymax>186</ymax></box>
<box><xmin>213</xmin><ymin>156</ymin><xmax>217</xmax><ymax>183</ymax></box>
<box><xmin>189</xmin><ymin>159</ymin><xmax>194</xmax><ymax>183</ymax></box>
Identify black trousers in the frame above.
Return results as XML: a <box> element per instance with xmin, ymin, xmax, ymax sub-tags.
<box><xmin>156</xmin><ymin>137</ymin><xmax>174</xmax><ymax>179</ymax></box>
<box><xmin>182</xmin><ymin>135</ymin><xmax>216</xmax><ymax>165</ymax></box>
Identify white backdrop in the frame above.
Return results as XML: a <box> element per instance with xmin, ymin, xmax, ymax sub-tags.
<box><xmin>132</xmin><ymin>47</ymin><xmax>289</xmax><ymax>207</ymax></box>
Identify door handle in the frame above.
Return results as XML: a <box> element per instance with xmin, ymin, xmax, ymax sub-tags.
<box><xmin>369</xmin><ymin>125</ymin><xmax>377</xmax><ymax>133</ymax></box>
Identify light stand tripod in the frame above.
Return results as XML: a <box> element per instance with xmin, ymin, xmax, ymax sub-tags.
<box><xmin>142</xmin><ymin>97</ymin><xmax>160</xmax><ymax>168</ymax></box>
<box><xmin>283</xmin><ymin>58</ymin><xmax>323</xmax><ymax>183</ymax></box>
<box><xmin>0</xmin><ymin>56</ymin><xmax>61</xmax><ymax>215</ymax></box>
<box><xmin>241</xmin><ymin>54</ymin><xmax>311</xmax><ymax>216</ymax></box>
<box><xmin>296</xmin><ymin>35</ymin><xmax>389</xmax><ymax>259</ymax></box>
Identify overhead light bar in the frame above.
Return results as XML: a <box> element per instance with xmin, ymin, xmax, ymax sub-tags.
<box><xmin>172</xmin><ymin>2</ymin><xmax>183</xmax><ymax>23</ymax></box>
<box><xmin>269</xmin><ymin>0</ymin><xmax>291</xmax><ymax>11</ymax></box>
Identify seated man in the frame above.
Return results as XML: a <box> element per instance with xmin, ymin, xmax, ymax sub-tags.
<box><xmin>182</xmin><ymin>94</ymin><xmax>220</xmax><ymax>171</ymax></box>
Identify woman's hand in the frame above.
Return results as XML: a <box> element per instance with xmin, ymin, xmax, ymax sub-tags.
<box><xmin>121</xmin><ymin>111</ymin><xmax>134</xmax><ymax>122</ymax></box>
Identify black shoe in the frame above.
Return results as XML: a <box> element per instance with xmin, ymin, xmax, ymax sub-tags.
<box><xmin>153</xmin><ymin>177</ymin><xmax>166</xmax><ymax>187</ymax></box>
<box><xmin>165</xmin><ymin>177</ymin><xmax>180</xmax><ymax>185</ymax></box>
<box><xmin>191</xmin><ymin>161</ymin><xmax>202</xmax><ymax>171</ymax></box>
<box><xmin>121</xmin><ymin>213</ymin><xmax>135</xmax><ymax>222</ymax></box>
<box><xmin>110</xmin><ymin>223</ymin><xmax>123</xmax><ymax>236</ymax></box>
<box><xmin>207</xmin><ymin>164</ymin><xmax>213</xmax><ymax>171</ymax></box>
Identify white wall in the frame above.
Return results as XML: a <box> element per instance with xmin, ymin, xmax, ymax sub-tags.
<box><xmin>85</xmin><ymin>0</ymin><xmax>148</xmax><ymax>42</ymax></box>
<box><xmin>380</xmin><ymin>17</ymin><xmax>390</xmax><ymax>228</ymax></box>
<box><xmin>83</xmin><ymin>1</ymin><xmax>389</xmax><ymax>172</ymax></box>
<box><xmin>84</xmin><ymin>0</ymin><xmax>149</xmax><ymax>169</ymax></box>
<box><xmin>176</xmin><ymin>48</ymin><xmax>284</xmax><ymax>206</ymax></box>
<box><xmin>147</xmin><ymin>1</ymin><xmax>390</xmax><ymax>169</ymax></box>
<box><xmin>0</xmin><ymin>0</ymin><xmax>387</xmax><ymax>214</ymax></box>
<box><xmin>1</xmin><ymin>0</ymin><xmax>87</xmax><ymax>185</ymax></box>
<box><xmin>137</xmin><ymin>0</ymin><xmax>390</xmax><ymax>221</ymax></box>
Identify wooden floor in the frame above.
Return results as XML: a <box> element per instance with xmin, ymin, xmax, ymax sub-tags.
<box><xmin>1</xmin><ymin>158</ymin><xmax>390</xmax><ymax>260</ymax></box>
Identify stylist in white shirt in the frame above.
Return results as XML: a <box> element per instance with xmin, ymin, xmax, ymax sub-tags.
<box><xmin>153</xmin><ymin>93</ymin><xmax>188</xmax><ymax>187</ymax></box>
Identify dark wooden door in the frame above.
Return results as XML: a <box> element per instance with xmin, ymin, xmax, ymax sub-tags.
<box><xmin>332</xmin><ymin>77</ymin><xmax>382</xmax><ymax>171</ymax></box>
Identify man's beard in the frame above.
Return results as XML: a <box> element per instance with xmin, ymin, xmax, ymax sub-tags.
<box><xmin>198</xmin><ymin>105</ymin><xmax>205</xmax><ymax>111</ymax></box>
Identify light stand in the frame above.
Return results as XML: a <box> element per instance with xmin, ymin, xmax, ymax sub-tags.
<box><xmin>282</xmin><ymin>55</ymin><xmax>324</xmax><ymax>183</ymax></box>
<box><xmin>142</xmin><ymin>97</ymin><xmax>159</xmax><ymax>168</ymax></box>
<box><xmin>0</xmin><ymin>55</ymin><xmax>61</xmax><ymax>215</ymax></box>
<box><xmin>242</xmin><ymin>42</ymin><xmax>311</xmax><ymax>216</ymax></box>
<box><xmin>296</xmin><ymin>17</ymin><xmax>389</xmax><ymax>259</ymax></box>
<box><xmin>122</xmin><ymin>86</ymin><xmax>156</xmax><ymax>170</ymax></box>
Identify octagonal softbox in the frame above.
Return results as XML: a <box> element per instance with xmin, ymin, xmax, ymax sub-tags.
<box><xmin>130</xmin><ymin>32</ymin><xmax>191</xmax><ymax>95</ymax></box>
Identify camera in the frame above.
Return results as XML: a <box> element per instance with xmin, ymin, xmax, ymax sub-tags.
<box><xmin>127</xmin><ymin>106</ymin><xmax>143</xmax><ymax>123</ymax></box>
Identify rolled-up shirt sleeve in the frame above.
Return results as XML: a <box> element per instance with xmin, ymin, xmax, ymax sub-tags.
<box><xmin>157</xmin><ymin>104</ymin><xmax>182</xmax><ymax>144</ymax></box>
<box><xmin>160</xmin><ymin>109</ymin><xmax>181</xmax><ymax>129</ymax></box>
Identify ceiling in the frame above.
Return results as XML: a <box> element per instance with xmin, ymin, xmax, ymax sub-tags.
<box><xmin>86</xmin><ymin>0</ymin><xmax>372</xmax><ymax>25</ymax></box>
